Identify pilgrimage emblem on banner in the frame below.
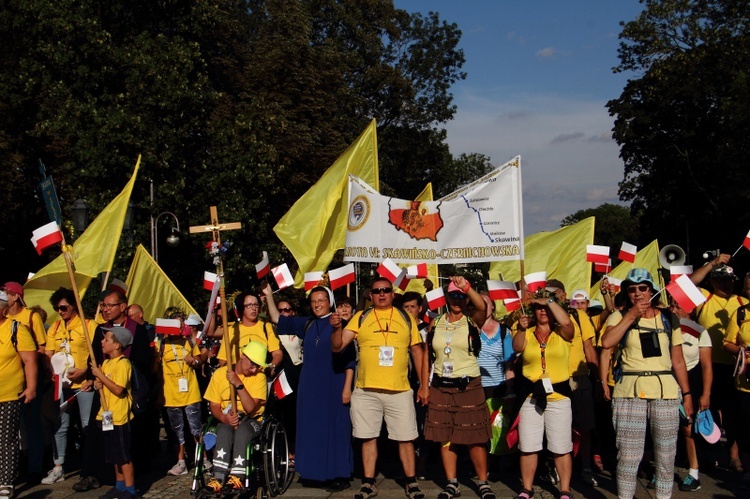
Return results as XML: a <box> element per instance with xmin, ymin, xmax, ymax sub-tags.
<box><xmin>388</xmin><ymin>200</ymin><xmax>444</xmax><ymax>241</ymax></box>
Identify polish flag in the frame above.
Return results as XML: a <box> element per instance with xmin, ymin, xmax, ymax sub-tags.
<box><xmin>744</xmin><ymin>229</ymin><xmax>750</xmax><ymax>251</ymax></box>
<box><xmin>377</xmin><ymin>258</ymin><xmax>403</xmax><ymax>283</ymax></box>
<box><xmin>393</xmin><ymin>271</ymin><xmax>411</xmax><ymax>292</ymax></box>
<box><xmin>680</xmin><ymin>318</ymin><xmax>705</xmax><ymax>339</ymax></box>
<box><xmin>426</xmin><ymin>288</ymin><xmax>446</xmax><ymax>310</ymax></box>
<box><xmin>422</xmin><ymin>310</ymin><xmax>440</xmax><ymax>325</ymax></box>
<box><xmin>272</xmin><ymin>264</ymin><xmax>295</xmax><ymax>291</ymax></box>
<box><xmin>504</xmin><ymin>297</ymin><xmax>522</xmax><ymax>312</ymax></box>
<box><xmin>586</xmin><ymin>245</ymin><xmax>610</xmax><ymax>264</ymax></box>
<box><xmin>618</xmin><ymin>242</ymin><xmax>637</xmax><ymax>263</ymax></box>
<box><xmin>329</xmin><ymin>264</ymin><xmax>355</xmax><ymax>291</ymax></box>
<box><xmin>670</xmin><ymin>265</ymin><xmax>693</xmax><ymax>280</ymax></box>
<box><xmin>486</xmin><ymin>280</ymin><xmax>518</xmax><ymax>300</ymax></box>
<box><xmin>406</xmin><ymin>263</ymin><xmax>428</xmax><ymax>279</ymax></box>
<box><xmin>607</xmin><ymin>277</ymin><xmax>622</xmax><ymax>292</ymax></box>
<box><xmin>666</xmin><ymin>274</ymin><xmax>707</xmax><ymax>314</ymax></box>
<box><xmin>304</xmin><ymin>271</ymin><xmax>325</xmax><ymax>291</ymax></box>
<box><xmin>594</xmin><ymin>259</ymin><xmax>612</xmax><ymax>273</ymax></box>
<box><xmin>155</xmin><ymin>318</ymin><xmax>182</xmax><ymax>336</ymax></box>
<box><xmin>109</xmin><ymin>278</ymin><xmax>128</xmax><ymax>296</ymax></box>
<box><xmin>203</xmin><ymin>271</ymin><xmax>219</xmax><ymax>291</ymax></box>
<box><xmin>31</xmin><ymin>221</ymin><xmax>62</xmax><ymax>255</ymax></box>
<box><xmin>524</xmin><ymin>271</ymin><xmax>547</xmax><ymax>292</ymax></box>
<box><xmin>255</xmin><ymin>251</ymin><xmax>270</xmax><ymax>279</ymax></box>
<box><xmin>272</xmin><ymin>370</ymin><xmax>293</xmax><ymax>400</ymax></box>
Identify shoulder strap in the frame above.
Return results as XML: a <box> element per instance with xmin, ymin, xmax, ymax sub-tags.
<box><xmin>10</xmin><ymin>320</ymin><xmax>20</xmax><ymax>352</ymax></box>
<box><xmin>696</xmin><ymin>293</ymin><xmax>712</xmax><ymax>320</ymax></box>
<box><xmin>303</xmin><ymin>317</ymin><xmax>315</xmax><ymax>335</ymax></box>
<box><xmin>358</xmin><ymin>306</ymin><xmax>373</xmax><ymax>328</ymax></box>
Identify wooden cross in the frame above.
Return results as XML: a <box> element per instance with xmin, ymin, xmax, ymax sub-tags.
<box><xmin>190</xmin><ymin>206</ymin><xmax>242</xmax><ymax>415</ymax></box>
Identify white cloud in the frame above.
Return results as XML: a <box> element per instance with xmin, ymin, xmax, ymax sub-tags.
<box><xmin>536</xmin><ymin>47</ymin><xmax>556</xmax><ymax>58</ymax></box>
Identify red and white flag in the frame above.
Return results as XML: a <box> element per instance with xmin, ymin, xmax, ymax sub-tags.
<box><xmin>393</xmin><ymin>271</ymin><xmax>411</xmax><ymax>291</ymax></box>
<box><xmin>422</xmin><ymin>310</ymin><xmax>439</xmax><ymax>325</ymax></box>
<box><xmin>406</xmin><ymin>263</ymin><xmax>428</xmax><ymax>279</ymax></box>
<box><xmin>607</xmin><ymin>276</ymin><xmax>622</xmax><ymax>292</ymax></box>
<box><xmin>31</xmin><ymin>221</ymin><xmax>62</xmax><ymax>255</ymax></box>
<box><xmin>486</xmin><ymin>280</ymin><xmax>518</xmax><ymax>300</ymax></box>
<box><xmin>670</xmin><ymin>265</ymin><xmax>693</xmax><ymax>280</ymax></box>
<box><xmin>203</xmin><ymin>271</ymin><xmax>219</xmax><ymax>291</ymax></box>
<box><xmin>426</xmin><ymin>288</ymin><xmax>446</xmax><ymax>310</ymax></box>
<box><xmin>272</xmin><ymin>264</ymin><xmax>295</xmax><ymax>291</ymax></box>
<box><xmin>329</xmin><ymin>264</ymin><xmax>355</xmax><ymax>291</ymax></box>
<box><xmin>109</xmin><ymin>278</ymin><xmax>128</xmax><ymax>296</ymax></box>
<box><xmin>744</xmin><ymin>229</ymin><xmax>750</xmax><ymax>251</ymax></box>
<box><xmin>255</xmin><ymin>251</ymin><xmax>270</xmax><ymax>279</ymax></box>
<box><xmin>680</xmin><ymin>318</ymin><xmax>705</xmax><ymax>339</ymax></box>
<box><xmin>304</xmin><ymin>271</ymin><xmax>325</xmax><ymax>291</ymax></box>
<box><xmin>666</xmin><ymin>274</ymin><xmax>707</xmax><ymax>314</ymax></box>
<box><xmin>524</xmin><ymin>271</ymin><xmax>547</xmax><ymax>292</ymax></box>
<box><xmin>594</xmin><ymin>259</ymin><xmax>612</xmax><ymax>273</ymax></box>
<box><xmin>586</xmin><ymin>245</ymin><xmax>610</xmax><ymax>264</ymax></box>
<box><xmin>504</xmin><ymin>297</ymin><xmax>522</xmax><ymax>312</ymax></box>
<box><xmin>272</xmin><ymin>370</ymin><xmax>293</xmax><ymax>400</ymax></box>
<box><xmin>155</xmin><ymin>318</ymin><xmax>182</xmax><ymax>336</ymax></box>
<box><xmin>377</xmin><ymin>258</ymin><xmax>403</xmax><ymax>283</ymax></box>
<box><xmin>618</xmin><ymin>242</ymin><xmax>637</xmax><ymax>263</ymax></box>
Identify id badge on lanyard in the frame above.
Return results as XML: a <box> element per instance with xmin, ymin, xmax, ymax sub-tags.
<box><xmin>379</xmin><ymin>345</ymin><xmax>394</xmax><ymax>367</ymax></box>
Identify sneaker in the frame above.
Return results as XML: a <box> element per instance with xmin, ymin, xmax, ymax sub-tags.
<box><xmin>225</xmin><ymin>475</ymin><xmax>243</xmax><ymax>490</ymax></box>
<box><xmin>679</xmin><ymin>475</ymin><xmax>701</xmax><ymax>492</ymax></box>
<box><xmin>203</xmin><ymin>460</ymin><xmax>213</xmax><ymax>473</ymax></box>
<box><xmin>167</xmin><ymin>461</ymin><xmax>188</xmax><ymax>476</ymax></box>
<box><xmin>73</xmin><ymin>476</ymin><xmax>101</xmax><ymax>492</ymax></box>
<box><xmin>98</xmin><ymin>487</ymin><xmax>122</xmax><ymax>499</ymax></box>
<box><xmin>41</xmin><ymin>467</ymin><xmax>65</xmax><ymax>484</ymax></box>
<box><xmin>205</xmin><ymin>477</ymin><xmax>223</xmax><ymax>493</ymax></box>
<box><xmin>581</xmin><ymin>469</ymin><xmax>598</xmax><ymax>487</ymax></box>
<box><xmin>405</xmin><ymin>482</ymin><xmax>425</xmax><ymax>499</ymax></box>
<box><xmin>354</xmin><ymin>483</ymin><xmax>378</xmax><ymax>499</ymax></box>
<box><xmin>437</xmin><ymin>482</ymin><xmax>460</xmax><ymax>499</ymax></box>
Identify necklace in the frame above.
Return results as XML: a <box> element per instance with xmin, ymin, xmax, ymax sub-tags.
<box><xmin>444</xmin><ymin>316</ymin><xmax>461</xmax><ymax>355</ymax></box>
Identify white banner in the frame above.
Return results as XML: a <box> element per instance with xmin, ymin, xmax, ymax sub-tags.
<box><xmin>345</xmin><ymin>156</ymin><xmax>524</xmax><ymax>264</ymax></box>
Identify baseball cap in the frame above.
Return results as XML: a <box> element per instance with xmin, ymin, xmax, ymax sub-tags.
<box><xmin>710</xmin><ymin>264</ymin><xmax>736</xmax><ymax>280</ymax></box>
<box><xmin>2</xmin><ymin>282</ymin><xmax>25</xmax><ymax>306</ymax></box>
<box><xmin>241</xmin><ymin>341</ymin><xmax>267</xmax><ymax>368</ymax></box>
<box><xmin>103</xmin><ymin>326</ymin><xmax>133</xmax><ymax>349</ymax></box>
<box><xmin>546</xmin><ymin>279</ymin><xmax>565</xmax><ymax>292</ymax></box>
<box><xmin>185</xmin><ymin>313</ymin><xmax>203</xmax><ymax>326</ymax></box>
<box><xmin>446</xmin><ymin>282</ymin><xmax>467</xmax><ymax>297</ymax></box>
<box><xmin>694</xmin><ymin>409</ymin><xmax>721</xmax><ymax>444</ymax></box>
<box><xmin>571</xmin><ymin>289</ymin><xmax>590</xmax><ymax>301</ymax></box>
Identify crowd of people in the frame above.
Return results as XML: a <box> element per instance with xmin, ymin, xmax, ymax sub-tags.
<box><xmin>1</xmin><ymin>251</ymin><xmax>750</xmax><ymax>499</ymax></box>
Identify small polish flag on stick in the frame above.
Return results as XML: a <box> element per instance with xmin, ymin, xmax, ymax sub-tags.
<box><xmin>109</xmin><ymin>278</ymin><xmax>128</xmax><ymax>296</ymax></box>
<box><xmin>203</xmin><ymin>271</ymin><xmax>219</xmax><ymax>291</ymax></box>
<box><xmin>586</xmin><ymin>245</ymin><xmax>610</xmax><ymax>264</ymax></box>
<box><xmin>155</xmin><ymin>318</ymin><xmax>183</xmax><ymax>336</ymax></box>
<box><xmin>31</xmin><ymin>221</ymin><xmax>63</xmax><ymax>255</ymax></box>
<box><xmin>422</xmin><ymin>310</ymin><xmax>439</xmax><ymax>324</ymax></box>
<box><xmin>426</xmin><ymin>288</ymin><xmax>446</xmax><ymax>310</ymax></box>
<box><xmin>618</xmin><ymin>242</ymin><xmax>637</xmax><ymax>263</ymax></box>
<box><xmin>272</xmin><ymin>264</ymin><xmax>295</xmax><ymax>291</ymax></box>
<box><xmin>504</xmin><ymin>296</ymin><xmax>522</xmax><ymax>312</ymax></box>
<box><xmin>607</xmin><ymin>277</ymin><xmax>622</xmax><ymax>292</ymax></box>
<box><xmin>255</xmin><ymin>251</ymin><xmax>270</xmax><ymax>279</ymax></box>
<box><xmin>524</xmin><ymin>271</ymin><xmax>547</xmax><ymax>292</ymax></box>
<box><xmin>733</xmin><ymin>229</ymin><xmax>750</xmax><ymax>257</ymax></box>
<box><xmin>272</xmin><ymin>370</ymin><xmax>293</xmax><ymax>400</ymax></box>
<box><xmin>377</xmin><ymin>258</ymin><xmax>403</xmax><ymax>283</ymax></box>
<box><xmin>329</xmin><ymin>264</ymin><xmax>355</xmax><ymax>291</ymax></box>
<box><xmin>594</xmin><ymin>259</ymin><xmax>612</xmax><ymax>273</ymax></box>
<box><xmin>666</xmin><ymin>274</ymin><xmax>707</xmax><ymax>314</ymax></box>
<box><xmin>486</xmin><ymin>280</ymin><xmax>518</xmax><ymax>300</ymax></box>
<box><xmin>679</xmin><ymin>318</ymin><xmax>705</xmax><ymax>339</ymax></box>
<box><xmin>304</xmin><ymin>271</ymin><xmax>325</xmax><ymax>291</ymax></box>
<box><xmin>406</xmin><ymin>263</ymin><xmax>428</xmax><ymax>279</ymax></box>
<box><xmin>394</xmin><ymin>271</ymin><xmax>411</xmax><ymax>291</ymax></box>
<box><xmin>670</xmin><ymin>265</ymin><xmax>693</xmax><ymax>280</ymax></box>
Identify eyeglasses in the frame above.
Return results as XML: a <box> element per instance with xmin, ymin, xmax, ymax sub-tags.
<box><xmin>244</xmin><ymin>303</ymin><xmax>260</xmax><ymax>309</ymax></box>
<box><xmin>101</xmin><ymin>302</ymin><xmax>124</xmax><ymax>309</ymax></box>
<box><xmin>371</xmin><ymin>287</ymin><xmax>393</xmax><ymax>295</ymax></box>
<box><xmin>627</xmin><ymin>284</ymin><xmax>651</xmax><ymax>293</ymax></box>
<box><xmin>448</xmin><ymin>292</ymin><xmax>468</xmax><ymax>300</ymax></box>
<box><xmin>54</xmin><ymin>305</ymin><xmax>70</xmax><ymax>312</ymax></box>
<box><xmin>278</xmin><ymin>308</ymin><xmax>293</xmax><ymax>313</ymax></box>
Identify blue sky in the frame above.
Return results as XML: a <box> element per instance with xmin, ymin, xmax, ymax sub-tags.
<box><xmin>396</xmin><ymin>0</ymin><xmax>645</xmax><ymax>234</ymax></box>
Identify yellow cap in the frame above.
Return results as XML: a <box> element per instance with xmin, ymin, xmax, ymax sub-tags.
<box><xmin>241</xmin><ymin>341</ymin><xmax>267</xmax><ymax>367</ymax></box>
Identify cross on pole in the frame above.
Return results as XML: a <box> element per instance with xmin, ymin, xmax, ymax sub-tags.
<box><xmin>190</xmin><ymin>206</ymin><xmax>242</xmax><ymax>415</ymax></box>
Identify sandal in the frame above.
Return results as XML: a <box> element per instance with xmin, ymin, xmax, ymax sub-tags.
<box><xmin>354</xmin><ymin>483</ymin><xmax>378</xmax><ymax>499</ymax></box>
<box><xmin>559</xmin><ymin>492</ymin><xmax>574</xmax><ymax>499</ymax></box>
<box><xmin>404</xmin><ymin>482</ymin><xmax>425</xmax><ymax>499</ymax></box>
<box><xmin>437</xmin><ymin>482</ymin><xmax>460</xmax><ymax>499</ymax></box>
<box><xmin>478</xmin><ymin>483</ymin><xmax>496</xmax><ymax>499</ymax></box>
<box><xmin>0</xmin><ymin>485</ymin><xmax>12</xmax><ymax>498</ymax></box>
<box><xmin>513</xmin><ymin>489</ymin><xmax>534</xmax><ymax>499</ymax></box>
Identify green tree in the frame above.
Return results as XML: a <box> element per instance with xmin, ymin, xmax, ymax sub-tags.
<box><xmin>561</xmin><ymin>203</ymin><xmax>640</xmax><ymax>249</ymax></box>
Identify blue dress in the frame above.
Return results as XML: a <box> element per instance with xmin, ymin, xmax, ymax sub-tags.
<box><xmin>277</xmin><ymin>315</ymin><xmax>355</xmax><ymax>481</ymax></box>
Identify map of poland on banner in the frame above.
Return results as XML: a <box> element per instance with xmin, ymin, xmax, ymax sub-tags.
<box><xmin>345</xmin><ymin>156</ymin><xmax>524</xmax><ymax>264</ymax></box>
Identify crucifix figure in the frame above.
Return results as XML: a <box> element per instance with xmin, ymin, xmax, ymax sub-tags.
<box><xmin>190</xmin><ymin>206</ymin><xmax>242</xmax><ymax>414</ymax></box>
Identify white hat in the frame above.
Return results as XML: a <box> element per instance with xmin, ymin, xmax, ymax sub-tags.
<box><xmin>185</xmin><ymin>313</ymin><xmax>203</xmax><ymax>326</ymax></box>
<box><xmin>571</xmin><ymin>289</ymin><xmax>590</xmax><ymax>301</ymax></box>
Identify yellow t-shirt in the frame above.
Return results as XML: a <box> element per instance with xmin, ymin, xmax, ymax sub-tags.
<box><xmin>569</xmin><ymin>309</ymin><xmax>596</xmax><ymax>377</ymax></box>
<box><xmin>96</xmin><ymin>356</ymin><xmax>133</xmax><ymax>426</ymax></box>
<box><xmin>0</xmin><ymin>319</ymin><xmax>37</xmax><ymax>402</ymax></box>
<box><xmin>159</xmin><ymin>336</ymin><xmax>202</xmax><ymax>407</ymax></box>
<box><xmin>521</xmin><ymin>326</ymin><xmax>572</xmax><ymax>401</ymax></box>
<box><xmin>431</xmin><ymin>316</ymin><xmax>480</xmax><ymax>378</ymax></box>
<box><xmin>217</xmin><ymin>321</ymin><xmax>280</xmax><ymax>363</ymax></box>
<box><xmin>203</xmin><ymin>366</ymin><xmax>266</xmax><ymax>416</ymax></box>
<box><xmin>724</xmin><ymin>307</ymin><xmax>750</xmax><ymax>393</ymax></box>
<box><xmin>348</xmin><ymin>307</ymin><xmax>421</xmax><ymax>391</ymax></box>
<box><xmin>695</xmin><ymin>289</ymin><xmax>745</xmax><ymax>365</ymax></box>
<box><xmin>8</xmin><ymin>307</ymin><xmax>46</xmax><ymax>348</ymax></box>
<box><xmin>606</xmin><ymin>311</ymin><xmax>683</xmax><ymax>399</ymax></box>
<box><xmin>46</xmin><ymin>316</ymin><xmax>94</xmax><ymax>389</ymax></box>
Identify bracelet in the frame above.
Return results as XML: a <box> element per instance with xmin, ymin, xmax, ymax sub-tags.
<box><xmin>683</xmin><ymin>391</ymin><xmax>692</xmax><ymax>397</ymax></box>
<box><xmin>461</xmin><ymin>282</ymin><xmax>471</xmax><ymax>293</ymax></box>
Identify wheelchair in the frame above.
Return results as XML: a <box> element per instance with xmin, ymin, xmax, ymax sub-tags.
<box><xmin>190</xmin><ymin>408</ymin><xmax>294</xmax><ymax>498</ymax></box>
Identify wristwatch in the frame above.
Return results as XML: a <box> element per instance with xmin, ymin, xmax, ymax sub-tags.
<box><xmin>547</xmin><ymin>298</ymin><xmax>555</xmax><ymax>304</ymax></box>
<box><xmin>235</xmin><ymin>384</ymin><xmax>245</xmax><ymax>391</ymax></box>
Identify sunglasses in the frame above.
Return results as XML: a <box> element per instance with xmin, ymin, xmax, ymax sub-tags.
<box><xmin>371</xmin><ymin>287</ymin><xmax>393</xmax><ymax>295</ymax></box>
<box><xmin>54</xmin><ymin>304</ymin><xmax>71</xmax><ymax>312</ymax></box>
<box><xmin>627</xmin><ymin>284</ymin><xmax>651</xmax><ymax>293</ymax></box>
<box><xmin>447</xmin><ymin>292</ymin><xmax>468</xmax><ymax>300</ymax></box>
<box><xmin>278</xmin><ymin>308</ymin><xmax>293</xmax><ymax>313</ymax></box>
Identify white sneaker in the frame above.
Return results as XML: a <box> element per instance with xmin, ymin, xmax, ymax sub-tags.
<box><xmin>581</xmin><ymin>469</ymin><xmax>598</xmax><ymax>487</ymax></box>
<box><xmin>167</xmin><ymin>461</ymin><xmax>188</xmax><ymax>476</ymax></box>
<box><xmin>41</xmin><ymin>467</ymin><xmax>65</xmax><ymax>484</ymax></box>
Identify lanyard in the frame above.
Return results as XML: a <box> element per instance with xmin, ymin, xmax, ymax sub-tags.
<box><xmin>170</xmin><ymin>340</ymin><xmax>187</xmax><ymax>376</ymax></box>
<box><xmin>373</xmin><ymin>308</ymin><xmax>394</xmax><ymax>346</ymax></box>
<box><xmin>535</xmin><ymin>329</ymin><xmax>549</xmax><ymax>374</ymax></box>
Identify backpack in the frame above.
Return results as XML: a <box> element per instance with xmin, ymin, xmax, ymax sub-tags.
<box><xmin>426</xmin><ymin>314</ymin><xmax>482</xmax><ymax>363</ymax></box>
<box><xmin>611</xmin><ymin>308</ymin><xmax>675</xmax><ymax>382</ymax></box>
<box><xmin>129</xmin><ymin>360</ymin><xmax>150</xmax><ymax>415</ymax></box>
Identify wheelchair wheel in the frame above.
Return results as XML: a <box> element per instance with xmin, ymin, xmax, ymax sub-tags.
<box><xmin>262</xmin><ymin>419</ymin><xmax>293</xmax><ymax>496</ymax></box>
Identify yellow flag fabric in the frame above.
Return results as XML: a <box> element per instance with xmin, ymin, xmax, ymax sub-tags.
<box><xmin>401</xmin><ymin>183</ymin><xmax>440</xmax><ymax>295</ymax></box>
<box><xmin>489</xmin><ymin>217</ymin><xmax>595</xmax><ymax>311</ymax></box>
<box><xmin>274</xmin><ymin>120</ymin><xmax>379</xmax><ymax>287</ymax></box>
<box><xmin>125</xmin><ymin>245</ymin><xmax>198</xmax><ymax>323</ymax></box>
<box><xmin>589</xmin><ymin>239</ymin><xmax>663</xmax><ymax>305</ymax></box>
<box><xmin>24</xmin><ymin>157</ymin><xmax>141</xmax><ymax>322</ymax></box>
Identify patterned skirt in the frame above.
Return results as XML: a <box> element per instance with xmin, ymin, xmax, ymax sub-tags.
<box><xmin>424</xmin><ymin>377</ymin><xmax>492</xmax><ymax>445</ymax></box>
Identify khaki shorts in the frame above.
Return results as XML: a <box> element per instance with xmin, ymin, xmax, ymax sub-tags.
<box><xmin>518</xmin><ymin>397</ymin><xmax>573</xmax><ymax>454</ymax></box>
<box><xmin>351</xmin><ymin>387</ymin><xmax>418</xmax><ymax>441</ymax></box>
<box><xmin>569</xmin><ymin>375</ymin><xmax>596</xmax><ymax>431</ymax></box>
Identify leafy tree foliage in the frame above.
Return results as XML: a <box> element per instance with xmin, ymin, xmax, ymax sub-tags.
<box><xmin>607</xmin><ymin>0</ymin><xmax>750</xmax><ymax>260</ymax></box>
<box><xmin>561</xmin><ymin>203</ymin><xmax>640</xmax><ymax>249</ymax></box>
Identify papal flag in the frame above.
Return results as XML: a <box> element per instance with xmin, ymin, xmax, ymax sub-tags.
<box><xmin>274</xmin><ymin>119</ymin><xmax>379</xmax><ymax>287</ymax></box>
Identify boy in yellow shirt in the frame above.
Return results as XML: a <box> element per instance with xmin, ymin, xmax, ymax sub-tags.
<box><xmin>90</xmin><ymin>326</ymin><xmax>137</xmax><ymax>498</ymax></box>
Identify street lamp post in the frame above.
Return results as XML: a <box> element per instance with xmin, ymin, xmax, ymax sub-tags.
<box><xmin>151</xmin><ymin>212</ymin><xmax>180</xmax><ymax>263</ymax></box>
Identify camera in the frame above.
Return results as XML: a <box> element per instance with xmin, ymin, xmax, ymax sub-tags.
<box><xmin>703</xmin><ymin>249</ymin><xmax>720</xmax><ymax>260</ymax></box>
